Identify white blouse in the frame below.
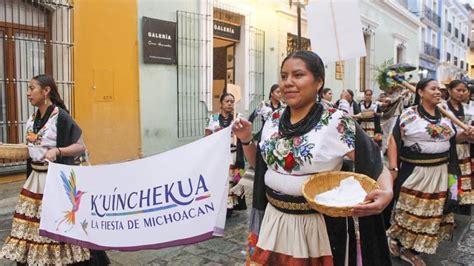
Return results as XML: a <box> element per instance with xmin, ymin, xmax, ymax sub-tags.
<box><xmin>399</xmin><ymin>106</ymin><xmax>455</xmax><ymax>154</ymax></box>
<box><xmin>25</xmin><ymin>107</ymin><xmax>59</xmax><ymax>162</ymax></box>
<box><xmin>259</xmin><ymin>107</ymin><xmax>356</xmax><ymax>196</ymax></box>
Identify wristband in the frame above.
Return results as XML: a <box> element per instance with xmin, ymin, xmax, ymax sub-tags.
<box><xmin>57</xmin><ymin>148</ymin><xmax>62</xmax><ymax>158</ymax></box>
<box><xmin>240</xmin><ymin>139</ymin><xmax>253</xmax><ymax>145</ymax></box>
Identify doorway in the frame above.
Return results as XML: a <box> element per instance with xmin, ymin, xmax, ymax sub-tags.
<box><xmin>212</xmin><ymin>38</ymin><xmax>235</xmax><ymax>113</ymax></box>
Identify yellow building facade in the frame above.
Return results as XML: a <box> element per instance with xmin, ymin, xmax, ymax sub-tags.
<box><xmin>73</xmin><ymin>0</ymin><xmax>142</xmax><ymax>164</ymax></box>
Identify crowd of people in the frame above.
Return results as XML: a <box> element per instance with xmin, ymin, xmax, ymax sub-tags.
<box><xmin>1</xmin><ymin>50</ymin><xmax>473</xmax><ymax>265</ymax></box>
<box><xmin>231</xmin><ymin>51</ymin><xmax>473</xmax><ymax>265</ymax></box>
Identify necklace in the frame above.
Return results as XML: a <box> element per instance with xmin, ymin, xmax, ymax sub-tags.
<box><xmin>417</xmin><ymin>104</ymin><xmax>440</xmax><ymax>124</ymax></box>
<box><xmin>447</xmin><ymin>100</ymin><xmax>464</xmax><ymax>120</ymax></box>
<box><xmin>279</xmin><ymin>103</ymin><xmax>323</xmax><ymax>139</ymax></box>
<box><xmin>33</xmin><ymin>105</ymin><xmax>55</xmax><ymax>133</ymax></box>
<box><xmin>363</xmin><ymin>101</ymin><xmax>372</xmax><ymax>109</ymax></box>
<box><xmin>219</xmin><ymin>112</ymin><xmax>233</xmax><ymax>128</ymax></box>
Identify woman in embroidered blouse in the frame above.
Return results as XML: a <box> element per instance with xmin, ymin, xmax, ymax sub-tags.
<box><xmin>445</xmin><ymin>80</ymin><xmax>473</xmax><ymax>210</ymax></box>
<box><xmin>0</xmin><ymin>75</ymin><xmax>109</xmax><ymax>265</ymax></box>
<box><xmin>233</xmin><ymin>51</ymin><xmax>393</xmax><ymax>266</ymax></box>
<box><xmin>358</xmin><ymin>89</ymin><xmax>383</xmax><ymax>147</ymax></box>
<box><xmin>205</xmin><ymin>93</ymin><xmax>246</xmax><ymax>217</ymax></box>
<box><xmin>249</xmin><ymin>84</ymin><xmax>284</xmax><ymax>124</ymax></box>
<box><xmin>386</xmin><ymin>78</ymin><xmax>474</xmax><ymax>266</ymax></box>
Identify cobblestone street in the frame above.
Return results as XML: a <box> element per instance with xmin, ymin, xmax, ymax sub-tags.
<box><xmin>0</xmin><ymin>180</ymin><xmax>473</xmax><ymax>265</ymax></box>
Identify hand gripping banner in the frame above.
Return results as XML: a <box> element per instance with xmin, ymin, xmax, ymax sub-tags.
<box><xmin>39</xmin><ymin>127</ymin><xmax>232</xmax><ymax>251</ymax></box>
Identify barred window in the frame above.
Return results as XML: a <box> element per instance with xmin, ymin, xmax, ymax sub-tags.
<box><xmin>1</xmin><ymin>0</ymin><xmax>73</xmax><ymax>170</ymax></box>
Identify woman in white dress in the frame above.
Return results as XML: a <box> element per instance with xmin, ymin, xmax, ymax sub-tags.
<box><xmin>233</xmin><ymin>51</ymin><xmax>394</xmax><ymax>266</ymax></box>
<box><xmin>386</xmin><ymin>78</ymin><xmax>474</xmax><ymax>265</ymax></box>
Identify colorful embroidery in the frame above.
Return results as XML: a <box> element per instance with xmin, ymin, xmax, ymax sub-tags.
<box><xmin>337</xmin><ymin>115</ymin><xmax>356</xmax><ymax>149</ymax></box>
<box><xmin>26</xmin><ymin>129</ymin><xmax>44</xmax><ymax>145</ymax></box>
<box><xmin>260</xmin><ymin>133</ymin><xmax>315</xmax><ymax>173</ymax></box>
<box><xmin>314</xmin><ymin>108</ymin><xmax>336</xmax><ymax>131</ymax></box>
<box><xmin>400</xmin><ymin>107</ymin><xmax>417</xmax><ymax>128</ymax></box>
<box><xmin>270</xmin><ymin>110</ymin><xmax>282</xmax><ymax>127</ymax></box>
<box><xmin>425</xmin><ymin>123</ymin><xmax>454</xmax><ymax>140</ymax></box>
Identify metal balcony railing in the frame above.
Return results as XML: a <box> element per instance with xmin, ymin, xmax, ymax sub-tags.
<box><xmin>423</xmin><ymin>42</ymin><xmax>440</xmax><ymax>59</ymax></box>
<box><xmin>423</xmin><ymin>5</ymin><xmax>441</xmax><ymax>27</ymax></box>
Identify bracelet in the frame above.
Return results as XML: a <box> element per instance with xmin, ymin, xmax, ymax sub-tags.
<box><xmin>57</xmin><ymin>148</ymin><xmax>62</xmax><ymax>158</ymax></box>
<box><xmin>240</xmin><ymin>139</ymin><xmax>253</xmax><ymax>145</ymax></box>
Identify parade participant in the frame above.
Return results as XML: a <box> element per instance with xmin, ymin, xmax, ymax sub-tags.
<box><xmin>386</xmin><ymin>78</ymin><xmax>474</xmax><ymax>266</ymax></box>
<box><xmin>0</xmin><ymin>74</ymin><xmax>109</xmax><ymax>265</ymax></box>
<box><xmin>358</xmin><ymin>89</ymin><xmax>383</xmax><ymax>147</ymax></box>
<box><xmin>337</xmin><ymin>89</ymin><xmax>360</xmax><ymax>117</ymax></box>
<box><xmin>440</xmin><ymin>86</ymin><xmax>449</xmax><ymax>101</ymax></box>
<box><xmin>267</xmin><ymin>84</ymin><xmax>283</xmax><ymax>111</ymax></box>
<box><xmin>233</xmin><ymin>51</ymin><xmax>393</xmax><ymax>265</ymax></box>
<box><xmin>249</xmin><ymin>84</ymin><xmax>284</xmax><ymax>124</ymax></box>
<box><xmin>445</xmin><ymin>80</ymin><xmax>473</xmax><ymax>209</ymax></box>
<box><xmin>205</xmin><ymin>93</ymin><xmax>246</xmax><ymax>218</ymax></box>
<box><xmin>380</xmin><ymin>85</ymin><xmax>412</xmax><ymax>153</ymax></box>
<box><xmin>319</xmin><ymin>88</ymin><xmax>334</xmax><ymax>109</ymax></box>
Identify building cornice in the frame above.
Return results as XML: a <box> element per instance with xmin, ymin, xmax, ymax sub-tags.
<box><xmin>360</xmin><ymin>15</ymin><xmax>379</xmax><ymax>28</ymax></box>
<box><xmin>380</xmin><ymin>0</ymin><xmax>422</xmax><ymax>28</ymax></box>
<box><xmin>393</xmin><ymin>33</ymin><xmax>409</xmax><ymax>42</ymax></box>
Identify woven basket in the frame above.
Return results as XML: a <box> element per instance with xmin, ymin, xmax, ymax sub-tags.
<box><xmin>302</xmin><ymin>171</ymin><xmax>379</xmax><ymax>217</ymax></box>
<box><xmin>0</xmin><ymin>144</ymin><xmax>29</xmax><ymax>160</ymax></box>
<box><xmin>359</xmin><ymin>111</ymin><xmax>375</xmax><ymax>119</ymax></box>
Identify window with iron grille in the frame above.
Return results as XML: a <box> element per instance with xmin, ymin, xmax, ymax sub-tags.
<box><xmin>176</xmin><ymin>11</ymin><xmax>212</xmax><ymax>138</ymax></box>
<box><xmin>249</xmin><ymin>26</ymin><xmax>265</xmax><ymax>133</ymax></box>
<box><xmin>1</xmin><ymin>0</ymin><xmax>73</xmax><ymax>170</ymax></box>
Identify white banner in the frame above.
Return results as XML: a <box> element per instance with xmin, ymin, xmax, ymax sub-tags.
<box><xmin>39</xmin><ymin>127</ymin><xmax>231</xmax><ymax>251</ymax></box>
<box><xmin>307</xmin><ymin>0</ymin><xmax>366</xmax><ymax>63</ymax></box>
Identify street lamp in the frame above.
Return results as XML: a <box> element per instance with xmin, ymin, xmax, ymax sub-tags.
<box><xmin>289</xmin><ymin>0</ymin><xmax>309</xmax><ymax>50</ymax></box>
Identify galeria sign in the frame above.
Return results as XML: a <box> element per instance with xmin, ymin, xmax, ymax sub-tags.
<box><xmin>39</xmin><ymin>127</ymin><xmax>231</xmax><ymax>251</ymax></box>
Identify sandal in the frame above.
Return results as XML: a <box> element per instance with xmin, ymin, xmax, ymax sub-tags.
<box><xmin>387</xmin><ymin>238</ymin><xmax>400</xmax><ymax>257</ymax></box>
<box><xmin>400</xmin><ymin>248</ymin><xmax>426</xmax><ymax>266</ymax></box>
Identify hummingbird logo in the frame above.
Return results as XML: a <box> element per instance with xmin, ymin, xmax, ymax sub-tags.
<box><xmin>56</xmin><ymin>169</ymin><xmax>86</xmax><ymax>233</ymax></box>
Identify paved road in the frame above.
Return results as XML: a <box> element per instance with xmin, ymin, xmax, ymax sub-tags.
<box><xmin>0</xmin><ymin>180</ymin><xmax>472</xmax><ymax>265</ymax></box>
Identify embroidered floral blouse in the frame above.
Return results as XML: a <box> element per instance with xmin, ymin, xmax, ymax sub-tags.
<box><xmin>259</xmin><ymin>108</ymin><xmax>356</xmax><ymax>196</ymax></box>
<box><xmin>25</xmin><ymin>107</ymin><xmax>59</xmax><ymax>162</ymax></box>
<box><xmin>399</xmin><ymin>106</ymin><xmax>455</xmax><ymax>154</ymax></box>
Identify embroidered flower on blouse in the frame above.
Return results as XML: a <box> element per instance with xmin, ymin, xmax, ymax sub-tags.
<box><xmin>26</xmin><ymin>129</ymin><xmax>44</xmax><ymax>145</ymax></box>
<box><xmin>337</xmin><ymin>115</ymin><xmax>356</xmax><ymax>149</ymax></box>
<box><xmin>425</xmin><ymin>123</ymin><xmax>453</xmax><ymax>140</ymax></box>
<box><xmin>260</xmin><ymin>134</ymin><xmax>315</xmax><ymax>173</ymax></box>
<box><xmin>314</xmin><ymin>109</ymin><xmax>335</xmax><ymax>131</ymax></box>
